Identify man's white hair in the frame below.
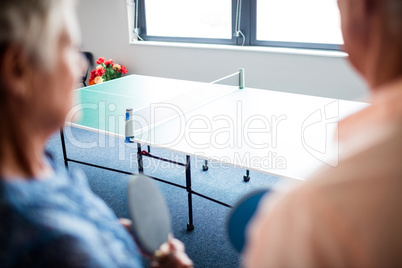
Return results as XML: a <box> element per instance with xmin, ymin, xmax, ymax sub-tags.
<box><xmin>0</xmin><ymin>0</ymin><xmax>78</xmax><ymax>68</ymax></box>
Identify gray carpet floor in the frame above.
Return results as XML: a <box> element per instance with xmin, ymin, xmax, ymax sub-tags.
<box><xmin>46</xmin><ymin>127</ymin><xmax>285</xmax><ymax>268</ymax></box>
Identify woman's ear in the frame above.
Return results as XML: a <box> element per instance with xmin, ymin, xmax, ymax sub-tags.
<box><xmin>0</xmin><ymin>45</ymin><xmax>33</xmax><ymax>100</ymax></box>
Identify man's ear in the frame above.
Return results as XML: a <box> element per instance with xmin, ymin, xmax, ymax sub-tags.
<box><xmin>0</xmin><ymin>45</ymin><xmax>32</xmax><ymax>100</ymax></box>
<box><xmin>349</xmin><ymin>0</ymin><xmax>380</xmax><ymax>39</ymax></box>
<box><xmin>363</xmin><ymin>0</ymin><xmax>384</xmax><ymax>19</ymax></box>
<box><xmin>353</xmin><ymin>0</ymin><xmax>377</xmax><ymax>21</ymax></box>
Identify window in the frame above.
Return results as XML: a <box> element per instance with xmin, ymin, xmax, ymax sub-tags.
<box><xmin>136</xmin><ymin>0</ymin><xmax>343</xmax><ymax>50</ymax></box>
<box><xmin>145</xmin><ymin>0</ymin><xmax>232</xmax><ymax>39</ymax></box>
<box><xmin>253</xmin><ymin>0</ymin><xmax>343</xmax><ymax>49</ymax></box>
<box><xmin>137</xmin><ymin>0</ymin><xmax>237</xmax><ymax>45</ymax></box>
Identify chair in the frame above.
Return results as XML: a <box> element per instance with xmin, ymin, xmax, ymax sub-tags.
<box><xmin>81</xmin><ymin>51</ymin><xmax>94</xmax><ymax>87</ymax></box>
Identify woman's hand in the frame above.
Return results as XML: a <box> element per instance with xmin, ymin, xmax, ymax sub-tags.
<box><xmin>119</xmin><ymin>218</ymin><xmax>133</xmax><ymax>234</ymax></box>
<box><xmin>151</xmin><ymin>236</ymin><xmax>193</xmax><ymax>268</ymax></box>
<box><xmin>119</xmin><ymin>218</ymin><xmax>193</xmax><ymax>267</ymax></box>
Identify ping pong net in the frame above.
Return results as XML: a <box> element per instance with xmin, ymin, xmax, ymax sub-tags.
<box><xmin>124</xmin><ymin>69</ymin><xmax>245</xmax><ymax>143</ymax></box>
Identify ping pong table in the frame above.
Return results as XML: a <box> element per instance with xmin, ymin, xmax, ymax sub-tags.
<box><xmin>61</xmin><ymin>70</ymin><xmax>368</xmax><ymax>230</ymax></box>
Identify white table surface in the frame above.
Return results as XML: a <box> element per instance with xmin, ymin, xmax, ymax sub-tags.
<box><xmin>68</xmin><ymin>74</ymin><xmax>368</xmax><ymax>181</ymax></box>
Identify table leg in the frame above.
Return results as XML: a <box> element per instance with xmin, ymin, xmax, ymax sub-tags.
<box><xmin>186</xmin><ymin>155</ymin><xmax>194</xmax><ymax>230</ymax></box>
<box><xmin>243</xmin><ymin>169</ymin><xmax>250</xmax><ymax>182</ymax></box>
<box><xmin>202</xmin><ymin>159</ymin><xmax>209</xmax><ymax>171</ymax></box>
<box><xmin>137</xmin><ymin>143</ymin><xmax>144</xmax><ymax>174</ymax></box>
<box><xmin>60</xmin><ymin>128</ymin><xmax>69</xmax><ymax>169</ymax></box>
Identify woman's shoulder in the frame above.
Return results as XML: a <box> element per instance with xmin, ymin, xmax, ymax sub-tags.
<box><xmin>0</xmin><ymin>165</ymin><xmax>142</xmax><ymax>267</ymax></box>
<box><xmin>0</xmin><ymin>188</ymin><xmax>49</xmax><ymax>266</ymax></box>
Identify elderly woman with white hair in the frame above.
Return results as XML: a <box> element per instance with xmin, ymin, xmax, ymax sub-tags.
<box><xmin>0</xmin><ymin>0</ymin><xmax>192</xmax><ymax>267</ymax></box>
<box><xmin>244</xmin><ymin>0</ymin><xmax>402</xmax><ymax>267</ymax></box>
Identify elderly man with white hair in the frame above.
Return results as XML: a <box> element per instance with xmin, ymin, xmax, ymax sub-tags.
<box><xmin>0</xmin><ymin>1</ymin><xmax>193</xmax><ymax>267</ymax></box>
<box><xmin>244</xmin><ymin>0</ymin><xmax>402</xmax><ymax>267</ymax></box>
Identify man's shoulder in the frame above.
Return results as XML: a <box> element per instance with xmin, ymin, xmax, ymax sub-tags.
<box><xmin>314</xmin><ymin>123</ymin><xmax>402</xmax><ymax>184</ymax></box>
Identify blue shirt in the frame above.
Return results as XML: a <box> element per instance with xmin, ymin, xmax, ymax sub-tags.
<box><xmin>0</xmin><ymin>161</ymin><xmax>142</xmax><ymax>267</ymax></box>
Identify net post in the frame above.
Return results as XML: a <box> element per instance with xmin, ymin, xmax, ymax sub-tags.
<box><xmin>239</xmin><ymin>68</ymin><xmax>245</xmax><ymax>89</ymax></box>
<box><xmin>125</xmin><ymin>108</ymin><xmax>135</xmax><ymax>143</ymax></box>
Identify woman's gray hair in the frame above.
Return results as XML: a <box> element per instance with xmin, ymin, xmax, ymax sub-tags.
<box><xmin>0</xmin><ymin>0</ymin><xmax>77</xmax><ymax>68</ymax></box>
<box><xmin>0</xmin><ymin>0</ymin><xmax>78</xmax><ymax>176</ymax></box>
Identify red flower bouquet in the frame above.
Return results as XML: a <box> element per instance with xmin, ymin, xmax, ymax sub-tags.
<box><xmin>89</xmin><ymin>57</ymin><xmax>128</xmax><ymax>85</ymax></box>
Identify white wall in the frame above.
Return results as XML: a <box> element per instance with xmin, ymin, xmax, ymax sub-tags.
<box><xmin>76</xmin><ymin>0</ymin><xmax>369</xmax><ymax>101</ymax></box>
